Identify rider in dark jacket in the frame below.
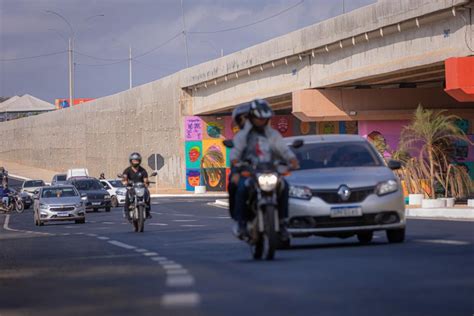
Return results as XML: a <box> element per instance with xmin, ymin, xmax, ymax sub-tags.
<box><xmin>122</xmin><ymin>152</ymin><xmax>151</xmax><ymax>221</ymax></box>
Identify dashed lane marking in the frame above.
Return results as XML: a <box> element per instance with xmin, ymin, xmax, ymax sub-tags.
<box><xmin>414</xmin><ymin>239</ymin><xmax>470</xmax><ymax>245</ymax></box>
<box><xmin>143</xmin><ymin>252</ymin><xmax>159</xmax><ymax>256</ymax></box>
<box><xmin>160</xmin><ymin>293</ymin><xmax>201</xmax><ymax>308</ymax></box>
<box><xmin>149</xmin><ymin>223</ymin><xmax>168</xmax><ymax>226</ymax></box>
<box><xmin>150</xmin><ymin>256</ymin><xmax>169</xmax><ymax>262</ymax></box>
<box><xmin>181</xmin><ymin>224</ymin><xmax>206</xmax><ymax>227</ymax></box>
<box><xmin>162</xmin><ymin>264</ymin><xmax>184</xmax><ymax>270</ymax></box>
<box><xmin>166</xmin><ymin>269</ymin><xmax>189</xmax><ymax>275</ymax></box>
<box><xmin>166</xmin><ymin>275</ymin><xmax>195</xmax><ymax>287</ymax></box>
<box><xmin>172</xmin><ymin>219</ymin><xmax>197</xmax><ymax>222</ymax></box>
<box><xmin>107</xmin><ymin>240</ymin><xmax>136</xmax><ymax>249</ymax></box>
<box><xmin>134</xmin><ymin>248</ymin><xmax>148</xmax><ymax>252</ymax></box>
<box><xmin>97</xmin><ymin>236</ymin><xmax>110</xmax><ymax>240</ymax></box>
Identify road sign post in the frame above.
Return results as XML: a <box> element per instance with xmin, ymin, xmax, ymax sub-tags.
<box><xmin>148</xmin><ymin>154</ymin><xmax>164</xmax><ymax>194</ymax></box>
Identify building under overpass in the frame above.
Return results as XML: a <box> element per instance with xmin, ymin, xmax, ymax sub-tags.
<box><xmin>0</xmin><ymin>0</ymin><xmax>473</xmax><ymax>191</ymax></box>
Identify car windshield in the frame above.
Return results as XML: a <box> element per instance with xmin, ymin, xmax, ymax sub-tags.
<box><xmin>294</xmin><ymin>141</ymin><xmax>383</xmax><ymax>170</ymax></box>
<box><xmin>42</xmin><ymin>187</ymin><xmax>78</xmax><ymax>198</ymax></box>
<box><xmin>108</xmin><ymin>180</ymin><xmax>124</xmax><ymax>187</ymax></box>
<box><xmin>24</xmin><ymin>180</ymin><xmax>45</xmax><ymax>187</ymax></box>
<box><xmin>56</xmin><ymin>175</ymin><xmax>67</xmax><ymax>181</ymax></box>
<box><xmin>74</xmin><ymin>180</ymin><xmax>103</xmax><ymax>191</ymax></box>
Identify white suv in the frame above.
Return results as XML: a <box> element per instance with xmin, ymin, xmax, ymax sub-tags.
<box><xmin>100</xmin><ymin>179</ymin><xmax>127</xmax><ymax>207</ymax></box>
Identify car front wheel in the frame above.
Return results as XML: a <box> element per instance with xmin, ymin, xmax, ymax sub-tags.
<box><xmin>386</xmin><ymin>228</ymin><xmax>405</xmax><ymax>243</ymax></box>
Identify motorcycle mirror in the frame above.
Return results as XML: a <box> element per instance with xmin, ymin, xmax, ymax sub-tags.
<box><xmin>117</xmin><ymin>174</ymin><xmax>123</xmax><ymax>178</ymax></box>
<box><xmin>150</xmin><ymin>171</ymin><xmax>158</xmax><ymax>177</ymax></box>
<box><xmin>223</xmin><ymin>139</ymin><xmax>234</xmax><ymax>148</ymax></box>
<box><xmin>291</xmin><ymin>139</ymin><xmax>304</xmax><ymax>149</ymax></box>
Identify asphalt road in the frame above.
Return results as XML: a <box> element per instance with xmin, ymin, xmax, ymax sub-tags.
<box><xmin>1</xmin><ymin>178</ymin><xmax>473</xmax><ymax>316</ymax></box>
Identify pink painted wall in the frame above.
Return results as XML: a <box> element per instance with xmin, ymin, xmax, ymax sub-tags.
<box><xmin>358</xmin><ymin>120</ymin><xmax>410</xmax><ymax>155</ymax></box>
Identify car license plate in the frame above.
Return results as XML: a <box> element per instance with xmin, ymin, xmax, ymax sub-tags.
<box><xmin>92</xmin><ymin>202</ymin><xmax>101</xmax><ymax>206</ymax></box>
<box><xmin>57</xmin><ymin>212</ymin><xmax>69</xmax><ymax>217</ymax></box>
<box><xmin>330</xmin><ymin>206</ymin><xmax>362</xmax><ymax>218</ymax></box>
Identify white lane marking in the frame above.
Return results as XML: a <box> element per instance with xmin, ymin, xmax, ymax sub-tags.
<box><xmin>86</xmin><ymin>233</ymin><xmax>98</xmax><ymax>237</ymax></box>
<box><xmin>181</xmin><ymin>225</ymin><xmax>205</xmax><ymax>227</ymax></box>
<box><xmin>150</xmin><ymin>256</ymin><xmax>169</xmax><ymax>262</ymax></box>
<box><xmin>162</xmin><ymin>264</ymin><xmax>183</xmax><ymax>270</ymax></box>
<box><xmin>166</xmin><ymin>269</ymin><xmax>189</xmax><ymax>275</ymax></box>
<box><xmin>415</xmin><ymin>239</ymin><xmax>470</xmax><ymax>245</ymax></box>
<box><xmin>166</xmin><ymin>275</ymin><xmax>195</xmax><ymax>287</ymax></box>
<box><xmin>143</xmin><ymin>252</ymin><xmax>159</xmax><ymax>256</ymax></box>
<box><xmin>2</xmin><ymin>215</ymin><xmax>52</xmax><ymax>236</ymax></box>
<box><xmin>107</xmin><ymin>240</ymin><xmax>136</xmax><ymax>249</ymax></box>
<box><xmin>97</xmin><ymin>236</ymin><xmax>110</xmax><ymax>240</ymax></box>
<box><xmin>149</xmin><ymin>223</ymin><xmax>168</xmax><ymax>226</ymax></box>
<box><xmin>159</xmin><ymin>260</ymin><xmax>177</xmax><ymax>265</ymax></box>
<box><xmin>151</xmin><ymin>212</ymin><xmax>163</xmax><ymax>215</ymax></box>
<box><xmin>161</xmin><ymin>293</ymin><xmax>201</xmax><ymax>307</ymax></box>
<box><xmin>134</xmin><ymin>248</ymin><xmax>148</xmax><ymax>253</ymax></box>
<box><xmin>102</xmin><ymin>221</ymin><xmax>115</xmax><ymax>224</ymax></box>
<box><xmin>172</xmin><ymin>219</ymin><xmax>197</xmax><ymax>222</ymax></box>
<box><xmin>173</xmin><ymin>214</ymin><xmax>195</xmax><ymax>217</ymax></box>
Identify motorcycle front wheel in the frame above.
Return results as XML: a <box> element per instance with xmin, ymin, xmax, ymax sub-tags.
<box><xmin>15</xmin><ymin>200</ymin><xmax>25</xmax><ymax>213</ymax></box>
<box><xmin>138</xmin><ymin>206</ymin><xmax>145</xmax><ymax>233</ymax></box>
<box><xmin>263</xmin><ymin>205</ymin><xmax>278</xmax><ymax>260</ymax></box>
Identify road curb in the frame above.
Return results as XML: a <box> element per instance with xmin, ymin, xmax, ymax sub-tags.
<box><xmin>213</xmin><ymin>199</ymin><xmax>474</xmax><ymax>221</ymax></box>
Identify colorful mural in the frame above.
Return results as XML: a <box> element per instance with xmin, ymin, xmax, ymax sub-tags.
<box><xmin>184</xmin><ymin>114</ymin><xmax>359</xmax><ymax>191</ymax></box>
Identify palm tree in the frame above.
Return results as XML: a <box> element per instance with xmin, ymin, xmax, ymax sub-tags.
<box><xmin>400</xmin><ymin>105</ymin><xmax>470</xmax><ymax>199</ymax></box>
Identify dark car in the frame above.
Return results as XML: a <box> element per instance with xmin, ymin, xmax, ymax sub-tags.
<box><xmin>68</xmin><ymin>177</ymin><xmax>112</xmax><ymax>212</ymax></box>
<box><xmin>51</xmin><ymin>174</ymin><xmax>68</xmax><ymax>186</ymax></box>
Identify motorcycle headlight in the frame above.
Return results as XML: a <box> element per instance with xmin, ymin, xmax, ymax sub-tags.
<box><xmin>376</xmin><ymin>180</ymin><xmax>398</xmax><ymax>196</ymax></box>
<box><xmin>257</xmin><ymin>173</ymin><xmax>278</xmax><ymax>192</ymax></box>
<box><xmin>135</xmin><ymin>188</ymin><xmax>145</xmax><ymax>198</ymax></box>
<box><xmin>289</xmin><ymin>185</ymin><xmax>312</xmax><ymax>200</ymax></box>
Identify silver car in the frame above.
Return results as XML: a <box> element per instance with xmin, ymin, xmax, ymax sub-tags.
<box><xmin>286</xmin><ymin>135</ymin><xmax>405</xmax><ymax>245</ymax></box>
<box><xmin>33</xmin><ymin>185</ymin><xmax>86</xmax><ymax>226</ymax></box>
<box><xmin>21</xmin><ymin>179</ymin><xmax>46</xmax><ymax>197</ymax></box>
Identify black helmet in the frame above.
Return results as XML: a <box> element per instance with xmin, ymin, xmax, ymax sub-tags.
<box><xmin>248</xmin><ymin>99</ymin><xmax>273</xmax><ymax>120</ymax></box>
<box><xmin>129</xmin><ymin>152</ymin><xmax>142</xmax><ymax>167</ymax></box>
<box><xmin>232</xmin><ymin>103</ymin><xmax>250</xmax><ymax>129</ymax></box>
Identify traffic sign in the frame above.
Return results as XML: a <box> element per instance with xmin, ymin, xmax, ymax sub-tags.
<box><xmin>148</xmin><ymin>154</ymin><xmax>164</xmax><ymax>171</ymax></box>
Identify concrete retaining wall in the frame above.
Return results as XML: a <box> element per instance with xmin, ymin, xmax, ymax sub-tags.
<box><xmin>0</xmin><ymin>73</ymin><xmax>186</xmax><ymax>189</ymax></box>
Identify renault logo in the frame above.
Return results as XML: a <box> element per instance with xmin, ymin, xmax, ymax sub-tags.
<box><xmin>338</xmin><ymin>185</ymin><xmax>351</xmax><ymax>201</ymax></box>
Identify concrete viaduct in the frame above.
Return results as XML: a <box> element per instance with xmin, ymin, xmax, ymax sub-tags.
<box><xmin>1</xmin><ymin>0</ymin><xmax>473</xmax><ymax>189</ymax></box>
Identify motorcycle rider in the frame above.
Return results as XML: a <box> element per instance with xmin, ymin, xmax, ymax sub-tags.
<box><xmin>0</xmin><ymin>183</ymin><xmax>11</xmax><ymax>208</ymax></box>
<box><xmin>121</xmin><ymin>152</ymin><xmax>152</xmax><ymax>221</ymax></box>
<box><xmin>230</xmin><ymin>99</ymin><xmax>299</xmax><ymax>238</ymax></box>
<box><xmin>0</xmin><ymin>167</ymin><xmax>7</xmax><ymax>185</ymax></box>
<box><xmin>99</xmin><ymin>173</ymin><xmax>106</xmax><ymax>180</ymax></box>
<box><xmin>227</xmin><ymin>103</ymin><xmax>250</xmax><ymax>220</ymax></box>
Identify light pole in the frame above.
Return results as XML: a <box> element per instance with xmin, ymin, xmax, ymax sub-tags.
<box><xmin>180</xmin><ymin>0</ymin><xmax>190</xmax><ymax>67</ymax></box>
<box><xmin>129</xmin><ymin>45</ymin><xmax>133</xmax><ymax>89</ymax></box>
<box><xmin>200</xmin><ymin>39</ymin><xmax>224</xmax><ymax>58</ymax></box>
<box><xmin>46</xmin><ymin>10</ymin><xmax>75</xmax><ymax>108</ymax></box>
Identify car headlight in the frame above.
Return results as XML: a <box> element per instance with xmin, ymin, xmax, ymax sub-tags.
<box><xmin>104</xmin><ymin>194</ymin><xmax>111</xmax><ymax>200</ymax></box>
<box><xmin>39</xmin><ymin>203</ymin><xmax>48</xmax><ymax>210</ymax></box>
<box><xmin>257</xmin><ymin>173</ymin><xmax>278</xmax><ymax>192</ymax></box>
<box><xmin>376</xmin><ymin>180</ymin><xmax>398</xmax><ymax>196</ymax></box>
<box><xmin>116</xmin><ymin>190</ymin><xmax>126</xmax><ymax>196</ymax></box>
<box><xmin>75</xmin><ymin>203</ymin><xmax>83</xmax><ymax>208</ymax></box>
<box><xmin>289</xmin><ymin>185</ymin><xmax>312</xmax><ymax>200</ymax></box>
<box><xmin>135</xmin><ymin>188</ymin><xmax>145</xmax><ymax>197</ymax></box>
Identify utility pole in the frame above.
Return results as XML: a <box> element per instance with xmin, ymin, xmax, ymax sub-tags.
<box><xmin>68</xmin><ymin>38</ymin><xmax>74</xmax><ymax>107</ymax></box>
<box><xmin>180</xmin><ymin>0</ymin><xmax>190</xmax><ymax>68</ymax></box>
<box><xmin>129</xmin><ymin>45</ymin><xmax>133</xmax><ymax>89</ymax></box>
<box><xmin>342</xmin><ymin>0</ymin><xmax>345</xmax><ymax>14</ymax></box>
<box><xmin>220</xmin><ymin>48</ymin><xmax>224</xmax><ymax>57</ymax></box>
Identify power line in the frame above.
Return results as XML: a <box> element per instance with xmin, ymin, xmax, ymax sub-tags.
<box><xmin>75</xmin><ymin>59</ymin><xmax>128</xmax><ymax>67</ymax></box>
<box><xmin>0</xmin><ymin>51</ymin><xmax>67</xmax><ymax>62</ymax></box>
<box><xmin>75</xmin><ymin>51</ymin><xmax>127</xmax><ymax>62</ymax></box>
<box><xmin>133</xmin><ymin>32</ymin><xmax>182</xmax><ymax>59</ymax></box>
<box><xmin>188</xmin><ymin>0</ymin><xmax>304</xmax><ymax>34</ymax></box>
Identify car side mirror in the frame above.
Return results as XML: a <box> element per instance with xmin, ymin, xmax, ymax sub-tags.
<box><xmin>387</xmin><ymin>160</ymin><xmax>402</xmax><ymax>170</ymax></box>
<box><xmin>223</xmin><ymin>139</ymin><xmax>234</xmax><ymax>148</ymax></box>
<box><xmin>150</xmin><ymin>171</ymin><xmax>158</xmax><ymax>177</ymax></box>
<box><xmin>291</xmin><ymin>139</ymin><xmax>304</xmax><ymax>149</ymax></box>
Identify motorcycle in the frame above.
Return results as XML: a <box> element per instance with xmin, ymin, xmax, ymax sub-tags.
<box><xmin>223</xmin><ymin>139</ymin><xmax>303</xmax><ymax>261</ymax></box>
<box><xmin>0</xmin><ymin>192</ymin><xmax>24</xmax><ymax>214</ymax></box>
<box><xmin>119</xmin><ymin>171</ymin><xmax>157</xmax><ymax>233</ymax></box>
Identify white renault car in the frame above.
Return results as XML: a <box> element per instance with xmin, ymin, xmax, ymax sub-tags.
<box><xmin>100</xmin><ymin>179</ymin><xmax>127</xmax><ymax>207</ymax></box>
<box><xmin>286</xmin><ymin>135</ymin><xmax>405</xmax><ymax>245</ymax></box>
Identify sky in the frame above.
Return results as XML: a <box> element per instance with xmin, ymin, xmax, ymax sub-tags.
<box><xmin>0</xmin><ymin>0</ymin><xmax>375</xmax><ymax>103</ymax></box>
